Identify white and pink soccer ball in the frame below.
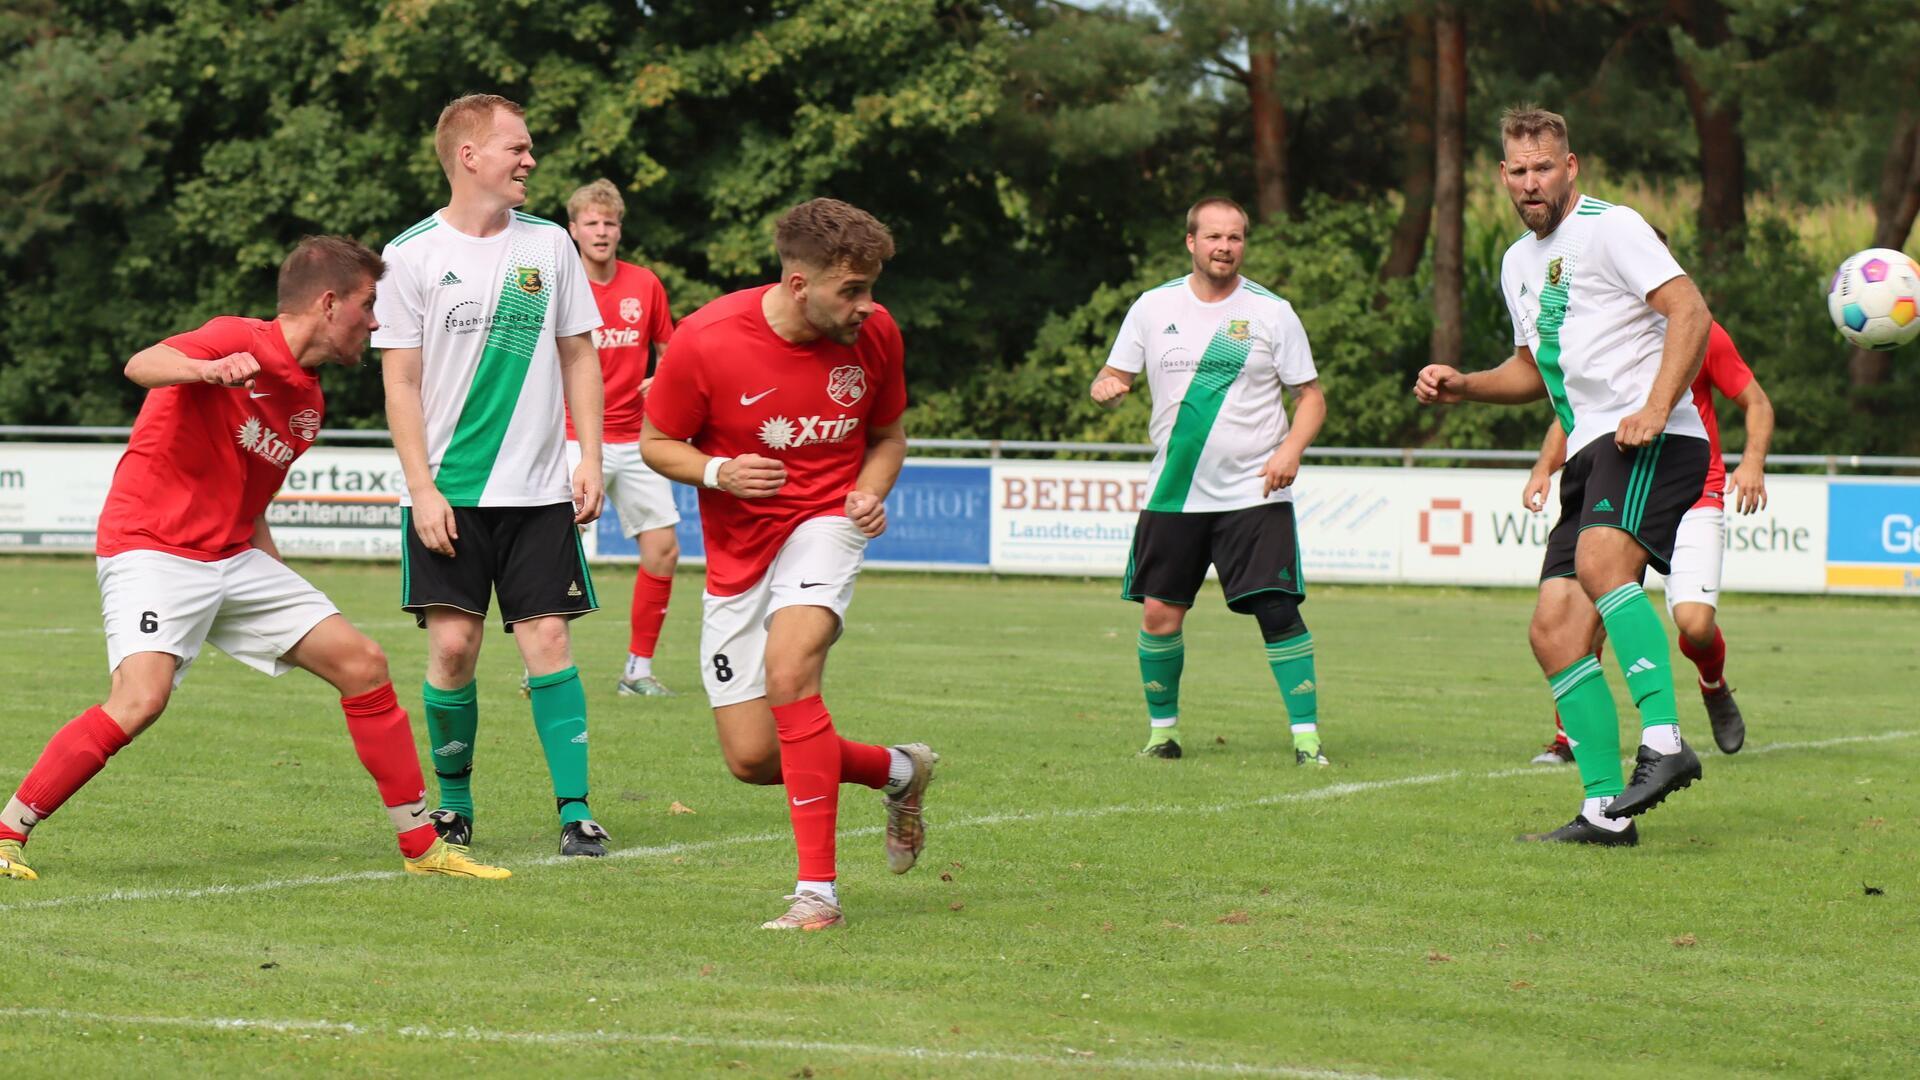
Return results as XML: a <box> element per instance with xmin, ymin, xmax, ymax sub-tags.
<box><xmin>1827</xmin><ymin>247</ymin><xmax>1920</xmax><ymax>350</ymax></box>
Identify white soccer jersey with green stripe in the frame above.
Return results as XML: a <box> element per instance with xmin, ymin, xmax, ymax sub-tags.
<box><xmin>372</xmin><ymin>210</ymin><xmax>600</xmax><ymax>507</ymax></box>
<box><xmin>1106</xmin><ymin>275</ymin><xmax>1318</xmax><ymax>513</ymax></box>
<box><xmin>1499</xmin><ymin>195</ymin><xmax>1707</xmax><ymax>457</ymax></box>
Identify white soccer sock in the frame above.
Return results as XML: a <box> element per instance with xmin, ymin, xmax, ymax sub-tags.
<box><xmin>624</xmin><ymin>654</ymin><xmax>651</xmax><ymax>680</ymax></box>
<box><xmin>883</xmin><ymin>748</ymin><xmax>913</xmax><ymax>794</ymax></box>
<box><xmin>1</xmin><ymin>796</ymin><xmax>41</xmax><ymax>839</ymax></box>
<box><xmin>1641</xmin><ymin>723</ymin><xmax>1683</xmax><ymax>755</ymax></box>
<box><xmin>1149</xmin><ymin>716</ymin><xmax>1179</xmax><ymax>729</ymax></box>
<box><xmin>1699</xmin><ymin>677</ymin><xmax>1723</xmax><ymax>691</ymax></box>
<box><xmin>1290</xmin><ymin>722</ymin><xmax>1317</xmax><ymax>736</ymax></box>
<box><xmin>385</xmin><ymin>796</ymin><xmax>429</xmax><ymax>834</ymax></box>
<box><xmin>1580</xmin><ymin>796</ymin><xmax>1632</xmax><ymax>832</ymax></box>
<box><xmin>796</xmin><ymin>880</ymin><xmax>838</xmax><ymax>904</ymax></box>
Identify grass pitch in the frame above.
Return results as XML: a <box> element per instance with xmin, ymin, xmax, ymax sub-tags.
<box><xmin>0</xmin><ymin>555</ymin><xmax>1916</xmax><ymax>1077</ymax></box>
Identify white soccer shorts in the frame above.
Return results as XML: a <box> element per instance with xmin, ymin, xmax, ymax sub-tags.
<box><xmin>567</xmin><ymin>439</ymin><xmax>680</xmax><ymax>537</ymax></box>
<box><xmin>699</xmin><ymin>516</ymin><xmax>868</xmax><ymax>707</ymax></box>
<box><xmin>1663</xmin><ymin>505</ymin><xmax>1725</xmax><ymax>613</ymax></box>
<box><xmin>97</xmin><ymin>548</ymin><xmax>340</xmax><ymax>688</ymax></box>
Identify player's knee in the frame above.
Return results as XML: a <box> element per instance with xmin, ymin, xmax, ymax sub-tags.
<box><xmin>428</xmin><ymin>619</ymin><xmax>484</xmax><ymax>665</ymax></box>
<box><xmin>341</xmin><ymin>636</ymin><xmax>391</xmax><ymax>694</ymax></box>
<box><xmin>1140</xmin><ymin>601</ymin><xmax>1185</xmax><ymax>636</ymax></box>
<box><xmin>1246</xmin><ymin>593</ymin><xmax>1305</xmax><ymax>643</ymax></box>
<box><xmin>1674</xmin><ymin>605</ymin><xmax>1716</xmax><ymax>647</ymax></box>
<box><xmin>106</xmin><ymin>685</ymin><xmax>170</xmax><ymax>734</ymax></box>
<box><xmin>723</xmin><ymin>750</ymin><xmax>781</xmax><ymax>785</ymax></box>
<box><xmin>763</xmin><ymin>663</ymin><xmax>818</xmax><ymax>706</ymax></box>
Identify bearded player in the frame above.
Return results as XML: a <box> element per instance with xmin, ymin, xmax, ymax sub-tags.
<box><xmin>0</xmin><ymin>237</ymin><xmax>507</xmax><ymax>882</ymax></box>
<box><xmin>640</xmin><ymin>198</ymin><xmax>936</xmax><ymax>931</ymax></box>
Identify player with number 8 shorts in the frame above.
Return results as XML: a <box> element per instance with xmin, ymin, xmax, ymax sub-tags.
<box><xmin>640</xmin><ymin>198</ymin><xmax>936</xmax><ymax>931</ymax></box>
<box><xmin>0</xmin><ymin>237</ymin><xmax>506</xmax><ymax>883</ymax></box>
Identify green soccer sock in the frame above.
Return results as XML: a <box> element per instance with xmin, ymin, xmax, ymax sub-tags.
<box><xmin>527</xmin><ymin>666</ymin><xmax>592</xmax><ymax>825</ymax></box>
<box><xmin>1548</xmin><ymin>655</ymin><xmax>1624</xmax><ymax>798</ymax></box>
<box><xmin>1264</xmin><ymin>631</ymin><xmax>1319</xmax><ymax>750</ymax></box>
<box><xmin>1594</xmin><ymin>582</ymin><xmax>1680</xmax><ymax>729</ymax></box>
<box><xmin>1138</xmin><ymin>631</ymin><xmax>1184</xmax><ymax>740</ymax></box>
<box><xmin>422</xmin><ymin>679</ymin><xmax>478</xmax><ymax>820</ymax></box>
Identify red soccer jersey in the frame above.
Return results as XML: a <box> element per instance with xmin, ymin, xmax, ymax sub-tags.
<box><xmin>645</xmin><ymin>286</ymin><xmax>907</xmax><ymax>596</ymax></box>
<box><xmin>1688</xmin><ymin>320</ymin><xmax>1755</xmax><ymax>510</ymax></box>
<box><xmin>95</xmin><ymin>317</ymin><xmax>324</xmax><ymax>561</ymax></box>
<box><xmin>568</xmin><ymin>261</ymin><xmax>674</xmax><ymax>443</ymax></box>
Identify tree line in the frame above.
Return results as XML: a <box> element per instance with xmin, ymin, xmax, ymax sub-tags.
<box><xmin>4</xmin><ymin>0</ymin><xmax>1917</xmax><ymax>453</ymax></box>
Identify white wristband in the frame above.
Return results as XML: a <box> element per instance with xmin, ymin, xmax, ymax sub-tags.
<box><xmin>702</xmin><ymin>456</ymin><xmax>731</xmax><ymax>490</ymax></box>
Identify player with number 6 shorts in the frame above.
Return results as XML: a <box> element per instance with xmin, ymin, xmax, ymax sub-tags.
<box><xmin>640</xmin><ymin>198</ymin><xmax>936</xmax><ymax>931</ymax></box>
<box><xmin>0</xmin><ymin>237</ymin><xmax>506</xmax><ymax>883</ymax></box>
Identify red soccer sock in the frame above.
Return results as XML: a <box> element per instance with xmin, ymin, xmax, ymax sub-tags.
<box><xmin>629</xmin><ymin>569</ymin><xmax>674</xmax><ymax>659</ymax></box>
<box><xmin>341</xmin><ymin>683</ymin><xmax>435</xmax><ymax>858</ymax></box>
<box><xmin>773</xmin><ymin>694</ymin><xmax>841</xmax><ymax>882</ymax></box>
<box><xmin>840</xmin><ymin>737</ymin><xmax>891</xmax><ymax>791</ymax></box>
<box><xmin>11</xmin><ymin>706</ymin><xmax>132</xmax><ymax>838</ymax></box>
<box><xmin>1678</xmin><ymin>626</ymin><xmax>1727</xmax><ymax>687</ymax></box>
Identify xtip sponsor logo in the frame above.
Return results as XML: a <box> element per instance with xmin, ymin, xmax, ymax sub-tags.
<box><xmin>758</xmin><ymin>414</ymin><xmax>862</xmax><ymax>451</ymax></box>
<box><xmin>235</xmin><ymin>417</ymin><xmax>297</xmax><ymax>468</ymax></box>
<box><xmin>1417</xmin><ymin>498</ymin><xmax>1472</xmax><ymax>557</ymax></box>
<box><xmin>593</xmin><ymin>326</ymin><xmax>642</xmax><ymax>351</ymax></box>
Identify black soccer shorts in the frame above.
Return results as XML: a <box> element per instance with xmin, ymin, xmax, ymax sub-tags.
<box><xmin>401</xmin><ymin>503</ymin><xmax>598</xmax><ymax>629</ymax></box>
<box><xmin>1540</xmin><ymin>433</ymin><xmax>1710</xmax><ymax>580</ymax></box>
<box><xmin>1121</xmin><ymin>502</ymin><xmax>1305</xmax><ymax>612</ymax></box>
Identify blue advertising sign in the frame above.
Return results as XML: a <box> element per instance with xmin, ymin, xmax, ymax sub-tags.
<box><xmin>1827</xmin><ymin>482</ymin><xmax>1920</xmax><ymax>565</ymax></box>
<box><xmin>594</xmin><ymin>461</ymin><xmax>991</xmax><ymax>569</ymax></box>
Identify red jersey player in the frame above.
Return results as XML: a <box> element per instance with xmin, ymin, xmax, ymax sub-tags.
<box><xmin>565</xmin><ymin>179</ymin><xmax>682</xmax><ymax>697</ymax></box>
<box><xmin>641</xmin><ymin>198</ymin><xmax>936</xmax><ymax>931</ymax></box>
<box><xmin>0</xmin><ymin>237</ymin><xmax>507</xmax><ymax>883</ymax></box>
<box><xmin>1524</xmin><ymin>318</ymin><xmax>1774</xmax><ymax>763</ymax></box>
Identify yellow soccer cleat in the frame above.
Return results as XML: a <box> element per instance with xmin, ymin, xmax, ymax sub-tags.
<box><xmin>0</xmin><ymin>839</ymin><xmax>37</xmax><ymax>881</ymax></box>
<box><xmin>404</xmin><ymin>838</ymin><xmax>511</xmax><ymax>880</ymax></box>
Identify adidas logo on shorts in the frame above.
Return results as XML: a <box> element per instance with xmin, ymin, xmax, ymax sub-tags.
<box><xmin>1593</xmin><ymin>498</ymin><xmax>1616</xmax><ymax>513</ymax></box>
<box><xmin>567</xmin><ymin>581</ymin><xmax>582</xmax><ymax>597</ymax></box>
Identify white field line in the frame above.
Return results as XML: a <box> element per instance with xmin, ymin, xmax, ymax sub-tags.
<box><xmin>0</xmin><ymin>728</ymin><xmax>1911</xmax><ymax>916</ymax></box>
<box><xmin>0</xmin><ymin>1006</ymin><xmax>1395</xmax><ymax>1079</ymax></box>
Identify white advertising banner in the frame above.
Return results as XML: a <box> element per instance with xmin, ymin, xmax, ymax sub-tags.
<box><xmin>0</xmin><ymin>443</ymin><xmax>418</xmax><ymax>559</ymax></box>
<box><xmin>988</xmin><ymin>459</ymin><xmax>1835</xmax><ymax>594</ymax></box>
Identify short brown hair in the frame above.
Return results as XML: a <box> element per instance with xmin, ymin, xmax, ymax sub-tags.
<box><xmin>277</xmin><ymin>236</ymin><xmax>384</xmax><ymax>312</ymax></box>
<box><xmin>774</xmin><ymin>198</ymin><xmax>895</xmax><ymax>272</ymax></box>
<box><xmin>1500</xmin><ymin>104</ymin><xmax>1571</xmax><ymax>154</ymax></box>
<box><xmin>434</xmin><ymin>93</ymin><xmax>525</xmax><ymax>179</ymax></box>
<box><xmin>568</xmin><ymin>179</ymin><xmax>624</xmax><ymax>222</ymax></box>
<box><xmin>1185</xmin><ymin>196</ymin><xmax>1249</xmax><ymax>236</ymax></box>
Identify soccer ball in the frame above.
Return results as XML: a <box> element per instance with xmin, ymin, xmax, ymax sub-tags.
<box><xmin>1827</xmin><ymin>247</ymin><xmax>1920</xmax><ymax>350</ymax></box>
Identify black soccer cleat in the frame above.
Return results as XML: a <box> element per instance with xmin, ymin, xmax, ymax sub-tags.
<box><xmin>428</xmin><ymin>809</ymin><xmax>472</xmax><ymax>847</ymax></box>
<box><xmin>1139</xmin><ymin>737</ymin><xmax>1182</xmax><ymax>759</ymax></box>
<box><xmin>1702</xmin><ymin>685</ymin><xmax>1745</xmax><ymax>755</ymax></box>
<box><xmin>1518</xmin><ymin>815</ymin><xmax>1639</xmax><ymax>847</ymax></box>
<box><xmin>1604</xmin><ymin>741</ymin><xmax>1703</xmax><ymax>819</ymax></box>
<box><xmin>560</xmin><ymin>819</ymin><xmax>610</xmax><ymax>857</ymax></box>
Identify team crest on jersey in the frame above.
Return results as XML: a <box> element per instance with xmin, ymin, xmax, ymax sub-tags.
<box><xmin>289</xmin><ymin>408</ymin><xmax>321</xmax><ymax>442</ymax></box>
<box><xmin>826</xmin><ymin>365</ymin><xmax>867</xmax><ymax>408</ymax></box>
<box><xmin>1226</xmin><ymin>319</ymin><xmax>1251</xmax><ymax>342</ymax></box>
<box><xmin>619</xmin><ymin>296</ymin><xmax>642</xmax><ymax>324</ymax></box>
<box><xmin>516</xmin><ymin>267</ymin><xmax>545</xmax><ymax>295</ymax></box>
<box><xmin>1547</xmin><ymin>257</ymin><xmax>1564</xmax><ymax>287</ymax></box>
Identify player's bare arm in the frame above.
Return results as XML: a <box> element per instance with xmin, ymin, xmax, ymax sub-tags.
<box><xmin>557</xmin><ymin>331</ymin><xmax>606</xmax><ymax>524</ymax></box>
<box><xmin>1261</xmin><ymin>379</ymin><xmax>1324</xmax><ymax>497</ymax></box>
<box><xmin>380</xmin><ymin>346</ymin><xmax>459</xmax><ymax>557</ymax></box>
<box><xmin>638</xmin><ymin>419</ymin><xmax>787</xmax><ymax>498</ymax></box>
<box><xmin>1415</xmin><ymin>346</ymin><xmax>1547</xmax><ymax>406</ymax></box>
<box><xmin>250</xmin><ymin>513</ymin><xmax>284</xmax><ymax>561</ymax></box>
<box><xmin>1727</xmin><ymin>377</ymin><xmax>1775</xmax><ymax>514</ymax></box>
<box><xmin>846</xmin><ymin>417</ymin><xmax>908</xmax><ymax>538</ymax></box>
<box><xmin>1090</xmin><ymin>365</ymin><xmax>1135</xmax><ymax>407</ymax></box>
<box><xmin>1618</xmin><ymin>275</ymin><xmax>1710</xmax><ymax>448</ymax></box>
<box><xmin>1523</xmin><ymin>422</ymin><xmax>1568</xmax><ymax>511</ymax></box>
<box><xmin>125</xmin><ymin>343</ymin><xmax>261</xmax><ymax>389</ymax></box>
